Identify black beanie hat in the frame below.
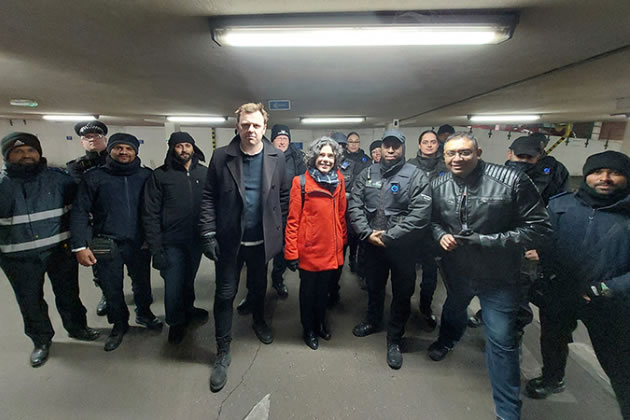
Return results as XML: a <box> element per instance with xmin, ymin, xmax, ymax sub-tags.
<box><xmin>74</xmin><ymin>120</ymin><xmax>108</xmax><ymax>136</ymax></box>
<box><xmin>1</xmin><ymin>132</ymin><xmax>43</xmax><ymax>160</ymax></box>
<box><xmin>271</xmin><ymin>124</ymin><xmax>291</xmax><ymax>142</ymax></box>
<box><xmin>107</xmin><ymin>133</ymin><xmax>140</xmax><ymax>154</ymax></box>
<box><xmin>168</xmin><ymin>131</ymin><xmax>195</xmax><ymax>147</ymax></box>
<box><xmin>167</xmin><ymin>131</ymin><xmax>205</xmax><ymax>162</ymax></box>
<box><xmin>582</xmin><ymin>151</ymin><xmax>630</xmax><ymax>180</ymax></box>
<box><xmin>369</xmin><ymin>140</ymin><xmax>382</xmax><ymax>153</ymax></box>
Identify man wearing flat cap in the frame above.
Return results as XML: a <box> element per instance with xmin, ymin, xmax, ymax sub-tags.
<box><xmin>0</xmin><ymin>132</ymin><xmax>98</xmax><ymax>367</ymax></box>
<box><xmin>66</xmin><ymin>120</ymin><xmax>110</xmax><ymax>317</ymax></box>
<box><xmin>349</xmin><ymin>128</ymin><xmax>432</xmax><ymax>370</ymax></box>
<box><xmin>526</xmin><ymin>151</ymin><xmax>630</xmax><ymax>419</ymax></box>
<box><xmin>71</xmin><ymin>133</ymin><xmax>162</xmax><ymax>352</ymax></box>
<box><xmin>143</xmin><ymin>132</ymin><xmax>209</xmax><ymax>344</ymax></box>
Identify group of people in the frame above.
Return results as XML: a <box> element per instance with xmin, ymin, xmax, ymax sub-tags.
<box><xmin>1</xmin><ymin>103</ymin><xmax>629</xmax><ymax>420</ymax></box>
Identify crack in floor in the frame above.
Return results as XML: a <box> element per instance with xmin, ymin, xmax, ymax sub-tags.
<box><xmin>216</xmin><ymin>294</ymin><xmax>280</xmax><ymax>420</ymax></box>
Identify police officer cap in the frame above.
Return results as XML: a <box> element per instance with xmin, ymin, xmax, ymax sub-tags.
<box><xmin>382</xmin><ymin>129</ymin><xmax>405</xmax><ymax>144</ymax></box>
<box><xmin>330</xmin><ymin>132</ymin><xmax>347</xmax><ymax>145</ymax></box>
<box><xmin>74</xmin><ymin>120</ymin><xmax>108</xmax><ymax>136</ymax></box>
<box><xmin>510</xmin><ymin>136</ymin><xmax>543</xmax><ymax>157</ymax></box>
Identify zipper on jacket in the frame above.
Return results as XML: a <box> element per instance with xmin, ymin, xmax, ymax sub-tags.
<box><xmin>459</xmin><ymin>185</ymin><xmax>469</xmax><ymax>231</ymax></box>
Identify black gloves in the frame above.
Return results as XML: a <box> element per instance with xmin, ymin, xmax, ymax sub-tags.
<box><xmin>201</xmin><ymin>233</ymin><xmax>220</xmax><ymax>262</ymax></box>
<box><xmin>286</xmin><ymin>259</ymin><xmax>299</xmax><ymax>272</ymax></box>
<box><xmin>586</xmin><ymin>282</ymin><xmax>613</xmax><ymax>299</ymax></box>
<box><xmin>152</xmin><ymin>250</ymin><xmax>169</xmax><ymax>270</ymax></box>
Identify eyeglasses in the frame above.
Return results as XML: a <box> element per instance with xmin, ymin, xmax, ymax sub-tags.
<box><xmin>444</xmin><ymin>149</ymin><xmax>475</xmax><ymax>158</ymax></box>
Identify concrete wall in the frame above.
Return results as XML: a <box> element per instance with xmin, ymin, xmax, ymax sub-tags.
<box><xmin>0</xmin><ymin>120</ymin><xmax>623</xmax><ymax>175</ymax></box>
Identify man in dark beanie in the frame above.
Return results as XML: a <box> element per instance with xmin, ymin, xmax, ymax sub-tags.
<box><xmin>66</xmin><ymin>120</ymin><xmax>111</xmax><ymax>317</ymax></box>
<box><xmin>143</xmin><ymin>131</ymin><xmax>209</xmax><ymax>344</ymax></box>
<box><xmin>71</xmin><ymin>133</ymin><xmax>162</xmax><ymax>352</ymax></box>
<box><xmin>0</xmin><ymin>132</ymin><xmax>98</xmax><ymax>367</ymax></box>
<box><xmin>369</xmin><ymin>140</ymin><xmax>382</xmax><ymax>163</ymax></box>
<box><xmin>527</xmin><ymin>151</ymin><xmax>630</xmax><ymax>419</ymax></box>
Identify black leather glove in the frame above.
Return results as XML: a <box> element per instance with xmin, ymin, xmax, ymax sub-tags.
<box><xmin>585</xmin><ymin>281</ymin><xmax>613</xmax><ymax>299</ymax></box>
<box><xmin>453</xmin><ymin>232</ymin><xmax>482</xmax><ymax>246</ymax></box>
<box><xmin>151</xmin><ymin>250</ymin><xmax>169</xmax><ymax>271</ymax></box>
<box><xmin>286</xmin><ymin>259</ymin><xmax>299</xmax><ymax>272</ymax></box>
<box><xmin>201</xmin><ymin>233</ymin><xmax>220</xmax><ymax>262</ymax></box>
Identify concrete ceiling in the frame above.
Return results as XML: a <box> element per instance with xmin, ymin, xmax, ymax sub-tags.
<box><xmin>0</xmin><ymin>0</ymin><xmax>629</xmax><ymax>128</ymax></box>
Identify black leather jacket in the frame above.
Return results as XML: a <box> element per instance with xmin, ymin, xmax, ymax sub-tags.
<box><xmin>431</xmin><ymin>160</ymin><xmax>551</xmax><ymax>285</ymax></box>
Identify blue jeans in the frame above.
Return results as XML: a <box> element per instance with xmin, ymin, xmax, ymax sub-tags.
<box><xmin>160</xmin><ymin>244</ymin><xmax>202</xmax><ymax>327</ymax></box>
<box><xmin>438</xmin><ymin>279</ymin><xmax>522</xmax><ymax>420</ymax></box>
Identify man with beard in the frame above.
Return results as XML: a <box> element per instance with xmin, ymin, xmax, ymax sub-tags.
<box><xmin>0</xmin><ymin>132</ymin><xmax>98</xmax><ymax>367</ymax></box>
<box><xmin>349</xmin><ymin>128</ymin><xmax>432</xmax><ymax>369</ymax></box>
<box><xmin>66</xmin><ymin>120</ymin><xmax>110</xmax><ymax>317</ymax></box>
<box><xmin>199</xmin><ymin>103</ymin><xmax>289</xmax><ymax>392</ymax></box>
<box><xmin>526</xmin><ymin>151</ymin><xmax>630</xmax><ymax>419</ymax></box>
<box><xmin>428</xmin><ymin>132</ymin><xmax>551</xmax><ymax>420</ymax></box>
<box><xmin>71</xmin><ymin>133</ymin><xmax>162</xmax><ymax>352</ymax></box>
<box><xmin>408</xmin><ymin>129</ymin><xmax>448</xmax><ymax>330</ymax></box>
<box><xmin>143</xmin><ymin>132</ymin><xmax>209</xmax><ymax>344</ymax></box>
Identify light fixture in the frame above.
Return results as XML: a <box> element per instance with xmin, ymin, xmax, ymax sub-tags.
<box><xmin>209</xmin><ymin>12</ymin><xmax>519</xmax><ymax>47</ymax></box>
<box><xmin>468</xmin><ymin>115</ymin><xmax>541</xmax><ymax>123</ymax></box>
<box><xmin>10</xmin><ymin>99</ymin><xmax>38</xmax><ymax>108</ymax></box>
<box><xmin>42</xmin><ymin>114</ymin><xmax>96</xmax><ymax>121</ymax></box>
<box><xmin>301</xmin><ymin>117</ymin><xmax>365</xmax><ymax>124</ymax></box>
<box><xmin>166</xmin><ymin>116</ymin><xmax>227</xmax><ymax>123</ymax></box>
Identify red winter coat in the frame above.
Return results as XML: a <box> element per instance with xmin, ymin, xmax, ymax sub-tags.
<box><xmin>284</xmin><ymin>170</ymin><xmax>347</xmax><ymax>272</ymax></box>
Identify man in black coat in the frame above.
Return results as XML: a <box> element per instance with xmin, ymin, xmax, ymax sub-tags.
<box><xmin>428</xmin><ymin>132</ymin><xmax>551</xmax><ymax>420</ymax></box>
<box><xmin>143</xmin><ymin>132</ymin><xmax>208</xmax><ymax>344</ymax></box>
<box><xmin>71</xmin><ymin>133</ymin><xmax>162</xmax><ymax>352</ymax></box>
<box><xmin>199</xmin><ymin>103</ymin><xmax>289</xmax><ymax>393</ymax></box>
<box><xmin>237</xmin><ymin>124</ymin><xmax>304</xmax><ymax>308</ymax></box>
<box><xmin>66</xmin><ymin>120</ymin><xmax>110</xmax><ymax>317</ymax></box>
<box><xmin>526</xmin><ymin>151</ymin><xmax>630</xmax><ymax>419</ymax></box>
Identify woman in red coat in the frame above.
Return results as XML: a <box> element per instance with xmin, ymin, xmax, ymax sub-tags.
<box><xmin>285</xmin><ymin>136</ymin><xmax>347</xmax><ymax>350</ymax></box>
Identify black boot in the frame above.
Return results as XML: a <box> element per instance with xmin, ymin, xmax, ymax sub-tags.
<box><xmin>387</xmin><ymin>342</ymin><xmax>403</xmax><ymax>369</ymax></box>
<box><xmin>30</xmin><ymin>342</ymin><xmax>51</xmax><ymax>367</ymax></box>
<box><xmin>303</xmin><ymin>331</ymin><xmax>319</xmax><ymax>350</ymax></box>
<box><xmin>525</xmin><ymin>376</ymin><xmax>566</xmax><ymax>399</ymax></box>
<box><xmin>210</xmin><ymin>341</ymin><xmax>231</xmax><ymax>393</ymax></box>
<box><xmin>272</xmin><ymin>281</ymin><xmax>289</xmax><ymax>299</ymax></box>
<box><xmin>104</xmin><ymin>323</ymin><xmax>129</xmax><ymax>352</ymax></box>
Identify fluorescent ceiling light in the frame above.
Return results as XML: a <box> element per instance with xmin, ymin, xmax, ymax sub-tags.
<box><xmin>468</xmin><ymin>115</ymin><xmax>541</xmax><ymax>123</ymax></box>
<box><xmin>10</xmin><ymin>99</ymin><xmax>38</xmax><ymax>108</ymax></box>
<box><xmin>209</xmin><ymin>12</ymin><xmax>518</xmax><ymax>47</ymax></box>
<box><xmin>301</xmin><ymin>117</ymin><xmax>365</xmax><ymax>124</ymax></box>
<box><xmin>166</xmin><ymin>116</ymin><xmax>227</xmax><ymax>123</ymax></box>
<box><xmin>43</xmin><ymin>115</ymin><xmax>95</xmax><ymax>121</ymax></box>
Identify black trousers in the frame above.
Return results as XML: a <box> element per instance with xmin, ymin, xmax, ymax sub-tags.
<box><xmin>328</xmin><ymin>246</ymin><xmax>346</xmax><ymax>299</ymax></box>
<box><xmin>417</xmin><ymin>251</ymin><xmax>438</xmax><ymax>311</ymax></box>
<box><xmin>364</xmin><ymin>243</ymin><xmax>416</xmax><ymax>344</ymax></box>
<box><xmin>159</xmin><ymin>244</ymin><xmax>202</xmax><ymax>327</ymax></box>
<box><xmin>299</xmin><ymin>269</ymin><xmax>334</xmax><ymax>333</ymax></box>
<box><xmin>0</xmin><ymin>243</ymin><xmax>87</xmax><ymax>346</ymax></box>
<box><xmin>214</xmin><ymin>244</ymin><xmax>267</xmax><ymax>344</ymax></box>
<box><xmin>539</xmin><ymin>296</ymin><xmax>630</xmax><ymax>419</ymax></box>
<box><xmin>95</xmin><ymin>241</ymin><xmax>153</xmax><ymax>327</ymax></box>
